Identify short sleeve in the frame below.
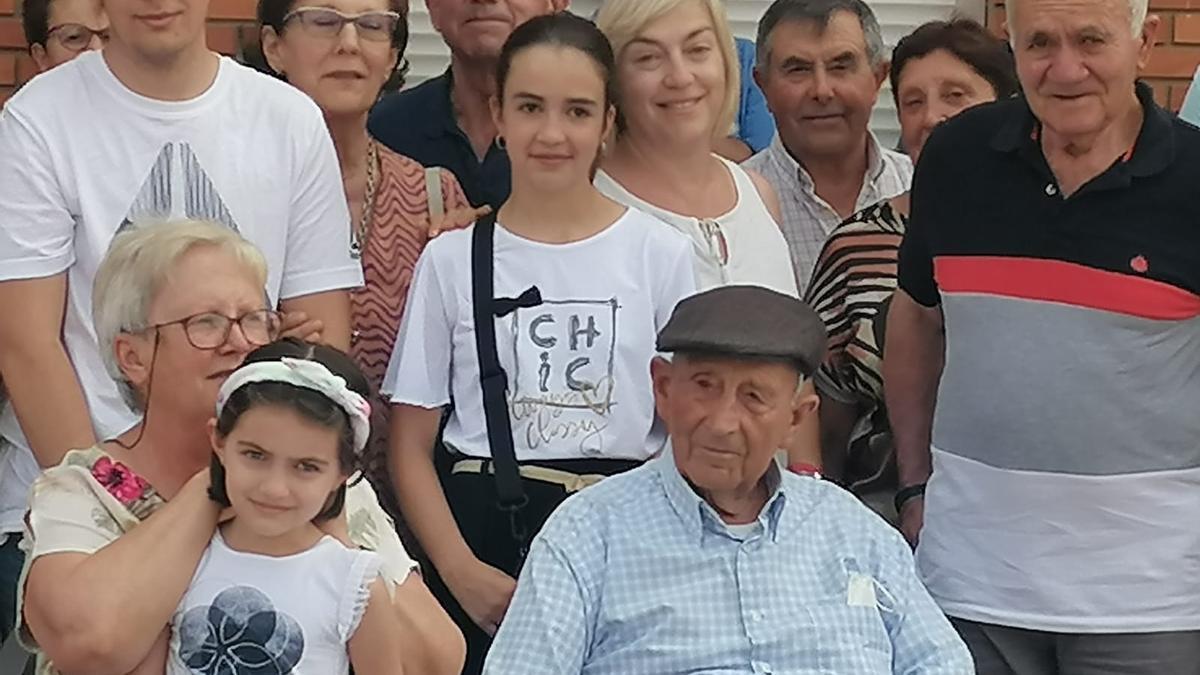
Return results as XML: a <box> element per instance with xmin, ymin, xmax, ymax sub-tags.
<box><xmin>344</xmin><ymin>479</ymin><xmax>417</xmax><ymax>591</ymax></box>
<box><xmin>381</xmin><ymin>240</ymin><xmax>454</xmax><ymax>406</ymax></box>
<box><xmin>23</xmin><ymin>465</ymin><xmax>125</xmax><ymax>560</ymax></box>
<box><xmin>0</xmin><ymin>104</ymin><xmax>76</xmax><ymax>281</ymax></box>
<box><xmin>16</xmin><ymin>464</ymin><xmax>129</xmax><ymax>655</ymax></box>
<box><xmin>279</xmin><ymin>101</ymin><xmax>363</xmax><ymax>300</ymax></box>
<box><xmin>338</xmin><ymin>548</ymin><xmax>383</xmax><ymax>642</ymax></box>
<box><xmin>897</xmin><ymin>142</ymin><xmax>943</xmax><ymax>308</ymax></box>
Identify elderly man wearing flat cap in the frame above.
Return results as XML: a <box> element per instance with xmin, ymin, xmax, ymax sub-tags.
<box><xmin>483</xmin><ymin>286</ymin><xmax>972</xmax><ymax>674</ymax></box>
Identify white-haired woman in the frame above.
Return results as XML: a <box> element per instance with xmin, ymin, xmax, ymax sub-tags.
<box><xmin>16</xmin><ymin>220</ymin><xmax>464</xmax><ymax>675</ymax></box>
<box><xmin>594</xmin><ymin>0</ymin><xmax>798</xmax><ymax>296</ymax></box>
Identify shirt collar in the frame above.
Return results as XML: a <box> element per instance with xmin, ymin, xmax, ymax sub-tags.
<box><xmin>654</xmin><ymin>447</ymin><xmax>789</xmax><ymax>545</ymax></box>
<box><xmin>771</xmin><ymin>131</ymin><xmax>891</xmax><ymax>191</ymax></box>
<box><xmin>989</xmin><ymin>80</ymin><xmax>1175</xmax><ymax>179</ymax></box>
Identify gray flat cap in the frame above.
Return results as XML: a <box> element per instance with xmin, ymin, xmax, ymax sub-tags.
<box><xmin>657</xmin><ymin>285</ymin><xmax>827</xmax><ymax>377</ymax></box>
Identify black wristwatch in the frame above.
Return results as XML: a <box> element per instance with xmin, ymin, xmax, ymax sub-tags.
<box><xmin>894</xmin><ymin>483</ymin><xmax>927</xmax><ymax>513</ymax></box>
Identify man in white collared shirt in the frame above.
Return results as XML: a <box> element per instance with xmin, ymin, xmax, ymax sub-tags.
<box><xmin>745</xmin><ymin>0</ymin><xmax>912</xmax><ymax>294</ymax></box>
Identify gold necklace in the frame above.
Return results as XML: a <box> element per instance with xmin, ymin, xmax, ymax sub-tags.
<box><xmin>350</xmin><ymin>139</ymin><xmax>379</xmax><ymax>259</ymax></box>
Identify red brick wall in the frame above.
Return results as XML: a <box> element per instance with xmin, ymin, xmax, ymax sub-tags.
<box><xmin>0</xmin><ymin>0</ymin><xmax>260</xmax><ymax>106</ymax></box>
<box><xmin>987</xmin><ymin>0</ymin><xmax>1199</xmax><ymax>111</ymax></box>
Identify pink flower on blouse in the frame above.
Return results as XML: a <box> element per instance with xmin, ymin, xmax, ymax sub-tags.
<box><xmin>91</xmin><ymin>456</ymin><xmax>149</xmax><ymax>505</ymax></box>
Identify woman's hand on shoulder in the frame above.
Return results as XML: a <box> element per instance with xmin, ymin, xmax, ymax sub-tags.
<box><xmin>428</xmin><ymin>204</ymin><xmax>492</xmax><ymax>239</ymax></box>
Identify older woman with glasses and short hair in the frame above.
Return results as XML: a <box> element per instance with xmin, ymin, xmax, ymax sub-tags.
<box><xmin>15</xmin><ymin>219</ymin><xmax>464</xmax><ymax>675</ymax></box>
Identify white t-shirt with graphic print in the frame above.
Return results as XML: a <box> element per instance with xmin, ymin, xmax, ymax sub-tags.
<box><xmin>382</xmin><ymin>209</ymin><xmax>696</xmax><ymax>462</ymax></box>
<box><xmin>168</xmin><ymin>532</ymin><xmax>379</xmax><ymax>675</ymax></box>
<box><xmin>0</xmin><ymin>51</ymin><xmax>362</xmax><ymax>534</ymax></box>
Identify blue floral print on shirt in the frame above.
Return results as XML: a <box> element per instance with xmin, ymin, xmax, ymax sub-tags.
<box><xmin>177</xmin><ymin>586</ymin><xmax>305</xmax><ymax>674</ymax></box>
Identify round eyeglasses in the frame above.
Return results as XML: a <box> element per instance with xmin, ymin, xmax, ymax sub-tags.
<box><xmin>146</xmin><ymin>310</ymin><xmax>282</xmax><ymax>350</ymax></box>
<box><xmin>46</xmin><ymin>23</ymin><xmax>110</xmax><ymax>53</ymax></box>
<box><xmin>282</xmin><ymin>7</ymin><xmax>401</xmax><ymax>43</ymax></box>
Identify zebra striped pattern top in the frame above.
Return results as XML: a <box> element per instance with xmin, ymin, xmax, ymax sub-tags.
<box><xmin>802</xmin><ymin>200</ymin><xmax>907</xmax><ymax>494</ymax></box>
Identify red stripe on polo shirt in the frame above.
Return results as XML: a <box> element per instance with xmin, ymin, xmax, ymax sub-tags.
<box><xmin>934</xmin><ymin>256</ymin><xmax>1200</xmax><ymax>320</ymax></box>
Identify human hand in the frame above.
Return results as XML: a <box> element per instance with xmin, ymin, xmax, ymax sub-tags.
<box><xmin>899</xmin><ymin>497</ymin><xmax>924</xmax><ymax>548</ymax></box>
<box><xmin>444</xmin><ymin>557</ymin><xmax>517</xmax><ymax>636</ymax></box>
<box><xmin>428</xmin><ymin>204</ymin><xmax>492</xmax><ymax>238</ymax></box>
<box><xmin>278</xmin><ymin>311</ymin><xmax>324</xmax><ymax>343</ymax></box>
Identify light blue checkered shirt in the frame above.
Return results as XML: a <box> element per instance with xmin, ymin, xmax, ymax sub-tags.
<box><xmin>484</xmin><ymin>451</ymin><xmax>974</xmax><ymax>675</ymax></box>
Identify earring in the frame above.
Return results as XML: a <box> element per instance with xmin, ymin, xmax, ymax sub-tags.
<box><xmin>495</xmin><ymin>135</ymin><xmax>507</xmax><ymax>150</ymax></box>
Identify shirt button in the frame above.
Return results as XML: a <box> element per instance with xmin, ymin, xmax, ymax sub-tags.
<box><xmin>752</xmin><ymin>610</ymin><xmax>765</xmax><ymax>622</ymax></box>
<box><xmin>1045</xmin><ymin>183</ymin><xmax>1058</xmax><ymax>196</ymax></box>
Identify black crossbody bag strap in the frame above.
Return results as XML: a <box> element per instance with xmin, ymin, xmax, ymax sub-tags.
<box><xmin>470</xmin><ymin>212</ymin><xmax>542</xmax><ymax>562</ymax></box>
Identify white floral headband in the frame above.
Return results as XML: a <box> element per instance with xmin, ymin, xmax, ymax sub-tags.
<box><xmin>215</xmin><ymin>357</ymin><xmax>372</xmax><ymax>455</ymax></box>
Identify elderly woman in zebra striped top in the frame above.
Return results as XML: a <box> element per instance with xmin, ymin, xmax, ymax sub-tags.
<box><xmin>256</xmin><ymin>0</ymin><xmax>487</xmax><ymax>507</ymax></box>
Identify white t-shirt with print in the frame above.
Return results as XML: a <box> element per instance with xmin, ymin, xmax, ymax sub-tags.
<box><xmin>168</xmin><ymin>532</ymin><xmax>379</xmax><ymax>675</ymax></box>
<box><xmin>0</xmin><ymin>51</ymin><xmax>362</xmax><ymax>533</ymax></box>
<box><xmin>382</xmin><ymin>209</ymin><xmax>696</xmax><ymax>462</ymax></box>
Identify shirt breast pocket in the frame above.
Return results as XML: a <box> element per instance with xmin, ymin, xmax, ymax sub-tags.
<box><xmin>802</xmin><ymin>603</ymin><xmax>893</xmax><ymax>673</ymax></box>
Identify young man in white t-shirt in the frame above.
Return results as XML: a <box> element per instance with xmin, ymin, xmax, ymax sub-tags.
<box><xmin>0</xmin><ymin>0</ymin><xmax>360</xmax><ymax>641</ymax></box>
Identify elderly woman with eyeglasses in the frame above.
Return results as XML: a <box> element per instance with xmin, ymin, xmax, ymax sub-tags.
<box><xmin>15</xmin><ymin>220</ymin><xmax>465</xmax><ymax>675</ymax></box>
<box><xmin>256</xmin><ymin>0</ymin><xmax>488</xmax><ymax>508</ymax></box>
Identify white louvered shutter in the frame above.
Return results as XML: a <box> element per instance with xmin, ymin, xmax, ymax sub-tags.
<box><xmin>404</xmin><ymin>0</ymin><xmax>973</xmax><ymax>147</ymax></box>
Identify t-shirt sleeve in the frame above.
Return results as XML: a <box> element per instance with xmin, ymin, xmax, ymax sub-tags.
<box><xmin>896</xmin><ymin>147</ymin><xmax>942</xmax><ymax>308</ymax></box>
<box><xmin>381</xmin><ymin>241</ymin><xmax>454</xmax><ymax>406</ymax></box>
<box><xmin>0</xmin><ymin>105</ymin><xmax>76</xmax><ymax>281</ymax></box>
<box><xmin>338</xmin><ymin>548</ymin><xmax>383</xmax><ymax>643</ymax></box>
<box><xmin>279</xmin><ymin>103</ymin><xmax>363</xmax><ymax>300</ymax></box>
<box><xmin>654</xmin><ymin>236</ymin><xmax>698</xmax><ymax>330</ymax></box>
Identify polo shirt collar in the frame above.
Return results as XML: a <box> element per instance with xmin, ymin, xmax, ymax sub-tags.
<box><xmin>989</xmin><ymin>81</ymin><xmax>1175</xmax><ymax>178</ymax></box>
<box><xmin>655</xmin><ymin>447</ymin><xmax>788</xmax><ymax>544</ymax></box>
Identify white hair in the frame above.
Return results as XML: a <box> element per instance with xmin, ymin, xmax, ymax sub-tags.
<box><xmin>92</xmin><ymin>219</ymin><xmax>268</xmax><ymax>410</ymax></box>
<box><xmin>1006</xmin><ymin>0</ymin><xmax>1149</xmax><ymax>43</ymax></box>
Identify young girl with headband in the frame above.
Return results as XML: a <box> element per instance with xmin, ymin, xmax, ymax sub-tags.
<box><xmin>138</xmin><ymin>341</ymin><xmax>403</xmax><ymax>674</ymax></box>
